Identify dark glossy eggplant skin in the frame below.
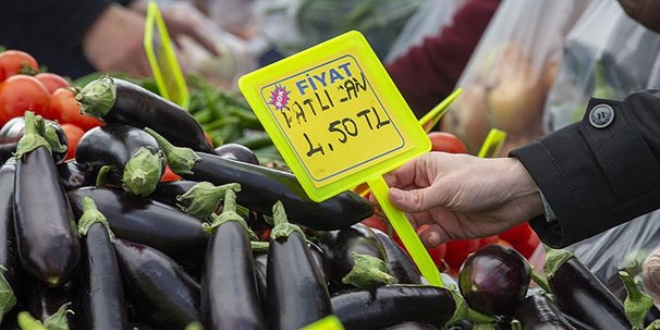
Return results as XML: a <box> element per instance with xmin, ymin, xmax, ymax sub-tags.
<box><xmin>513</xmin><ymin>295</ymin><xmax>575</xmax><ymax>330</ymax></box>
<box><xmin>267</xmin><ymin>230</ymin><xmax>332</xmax><ymax>330</ymax></box>
<box><xmin>68</xmin><ymin>187</ymin><xmax>209</xmax><ymax>273</ymax></box>
<box><xmin>114</xmin><ymin>239</ymin><xmax>201</xmax><ymax>329</ymax></box>
<box><xmin>253</xmin><ymin>251</ymin><xmax>268</xmax><ymax>310</ymax></box>
<box><xmin>308</xmin><ymin>241</ymin><xmax>331</xmax><ymax>286</ymax></box>
<box><xmin>0</xmin><ymin>143</ymin><xmax>17</xmax><ymax>165</ymax></box>
<box><xmin>458</xmin><ymin>244</ymin><xmax>531</xmax><ymax>318</ymax></box>
<box><xmin>81</xmin><ymin>223</ymin><xmax>130</xmax><ymax>330</ymax></box>
<box><xmin>318</xmin><ymin>224</ymin><xmax>387</xmax><ymax>289</ymax></box>
<box><xmin>14</xmin><ymin>147</ymin><xmax>80</xmax><ymax>287</ymax></box>
<box><xmin>91</xmin><ymin>77</ymin><xmax>212</xmax><ymax>153</ymax></box>
<box><xmin>24</xmin><ymin>279</ymin><xmax>78</xmax><ymax>328</ymax></box>
<box><xmin>182</xmin><ymin>152</ymin><xmax>374</xmax><ymax>231</ymax></box>
<box><xmin>150</xmin><ymin>180</ymin><xmax>197</xmax><ymax>208</ymax></box>
<box><xmin>331</xmin><ymin>285</ymin><xmax>456</xmax><ymax>330</ymax></box>
<box><xmin>371</xmin><ymin>228</ymin><xmax>421</xmax><ymax>285</ymax></box>
<box><xmin>548</xmin><ymin>256</ymin><xmax>630</xmax><ymax>330</ymax></box>
<box><xmin>560</xmin><ymin>313</ymin><xmax>595</xmax><ymax>330</ymax></box>
<box><xmin>382</xmin><ymin>322</ymin><xmax>440</xmax><ymax>330</ymax></box>
<box><xmin>213</xmin><ymin>143</ymin><xmax>259</xmax><ymax>165</ymax></box>
<box><xmin>0</xmin><ymin>117</ymin><xmax>68</xmax><ymax>163</ymax></box>
<box><xmin>202</xmin><ymin>221</ymin><xmax>265</xmax><ymax>330</ymax></box>
<box><xmin>57</xmin><ymin>161</ymin><xmax>93</xmax><ymax>191</ymax></box>
<box><xmin>75</xmin><ymin>124</ymin><xmax>162</xmax><ymax>178</ymax></box>
<box><xmin>0</xmin><ymin>159</ymin><xmax>23</xmax><ymax>299</ymax></box>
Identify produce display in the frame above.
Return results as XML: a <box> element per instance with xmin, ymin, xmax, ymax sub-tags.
<box><xmin>1</xmin><ymin>40</ymin><xmax>659</xmax><ymax>330</ymax></box>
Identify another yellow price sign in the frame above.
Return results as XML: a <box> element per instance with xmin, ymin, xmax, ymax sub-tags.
<box><xmin>143</xmin><ymin>1</ymin><xmax>190</xmax><ymax>109</ymax></box>
<box><xmin>477</xmin><ymin>128</ymin><xmax>507</xmax><ymax>158</ymax></box>
<box><xmin>239</xmin><ymin>31</ymin><xmax>443</xmax><ymax>286</ymax></box>
<box><xmin>299</xmin><ymin>316</ymin><xmax>345</xmax><ymax>330</ymax></box>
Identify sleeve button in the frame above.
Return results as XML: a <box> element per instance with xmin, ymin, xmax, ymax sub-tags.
<box><xmin>589</xmin><ymin>104</ymin><xmax>615</xmax><ymax>128</ymax></box>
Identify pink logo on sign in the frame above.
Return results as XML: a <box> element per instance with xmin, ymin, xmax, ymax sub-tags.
<box><xmin>268</xmin><ymin>85</ymin><xmax>290</xmax><ymax>111</ymax></box>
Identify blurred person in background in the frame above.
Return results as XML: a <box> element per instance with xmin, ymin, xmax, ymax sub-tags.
<box><xmin>0</xmin><ymin>0</ymin><xmax>219</xmax><ymax>79</ymax></box>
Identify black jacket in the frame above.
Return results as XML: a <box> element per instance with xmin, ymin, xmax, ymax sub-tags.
<box><xmin>0</xmin><ymin>0</ymin><xmax>132</xmax><ymax>79</ymax></box>
<box><xmin>511</xmin><ymin>90</ymin><xmax>660</xmax><ymax>248</ymax></box>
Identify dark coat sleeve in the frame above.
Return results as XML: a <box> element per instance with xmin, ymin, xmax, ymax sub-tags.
<box><xmin>385</xmin><ymin>0</ymin><xmax>501</xmax><ymax>118</ymax></box>
<box><xmin>510</xmin><ymin>90</ymin><xmax>660</xmax><ymax>247</ymax></box>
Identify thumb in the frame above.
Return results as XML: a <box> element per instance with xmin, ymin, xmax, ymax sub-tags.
<box><xmin>388</xmin><ymin>185</ymin><xmax>444</xmax><ymax>213</ymax></box>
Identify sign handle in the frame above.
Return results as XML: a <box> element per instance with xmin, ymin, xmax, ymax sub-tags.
<box><xmin>299</xmin><ymin>315</ymin><xmax>345</xmax><ymax>330</ymax></box>
<box><xmin>367</xmin><ymin>175</ymin><xmax>444</xmax><ymax>287</ymax></box>
<box><xmin>419</xmin><ymin>88</ymin><xmax>463</xmax><ymax>133</ymax></box>
<box><xmin>477</xmin><ymin>128</ymin><xmax>507</xmax><ymax>158</ymax></box>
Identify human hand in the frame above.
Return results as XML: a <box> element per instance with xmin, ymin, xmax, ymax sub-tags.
<box><xmin>383</xmin><ymin>152</ymin><xmax>543</xmax><ymax>247</ymax></box>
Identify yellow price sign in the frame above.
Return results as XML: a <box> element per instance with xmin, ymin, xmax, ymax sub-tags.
<box><xmin>239</xmin><ymin>31</ymin><xmax>443</xmax><ymax>286</ymax></box>
<box><xmin>143</xmin><ymin>1</ymin><xmax>190</xmax><ymax>109</ymax></box>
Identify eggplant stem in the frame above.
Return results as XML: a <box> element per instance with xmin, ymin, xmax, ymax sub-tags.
<box><xmin>620</xmin><ymin>270</ymin><xmax>654</xmax><ymax>330</ymax></box>
<box><xmin>122</xmin><ymin>147</ymin><xmax>164</xmax><ymax>196</ymax></box>
<box><xmin>42</xmin><ymin>121</ymin><xmax>67</xmax><ymax>154</ymax></box>
<box><xmin>0</xmin><ymin>266</ymin><xmax>16</xmax><ymax>324</ymax></box>
<box><xmin>251</xmin><ymin>241</ymin><xmax>270</xmax><ymax>252</ymax></box>
<box><xmin>447</xmin><ymin>288</ymin><xmax>497</xmax><ymax>327</ymax></box>
<box><xmin>543</xmin><ymin>246</ymin><xmax>574</xmax><ymax>278</ymax></box>
<box><xmin>185</xmin><ymin>322</ymin><xmax>204</xmax><ymax>330</ymax></box>
<box><xmin>202</xmin><ymin>187</ymin><xmax>247</xmax><ymax>233</ymax></box>
<box><xmin>342</xmin><ymin>252</ymin><xmax>394</xmax><ymax>288</ymax></box>
<box><xmin>270</xmin><ymin>201</ymin><xmax>304</xmax><ymax>239</ymax></box>
<box><xmin>176</xmin><ymin>182</ymin><xmax>241</xmax><ymax>219</ymax></box>
<box><xmin>75</xmin><ymin>74</ymin><xmax>116</xmax><ymax>118</ymax></box>
<box><xmin>17</xmin><ymin>312</ymin><xmax>46</xmax><ymax>330</ymax></box>
<box><xmin>42</xmin><ymin>302</ymin><xmax>73</xmax><ymax>330</ymax></box>
<box><xmin>645</xmin><ymin>319</ymin><xmax>660</xmax><ymax>330</ymax></box>
<box><xmin>531</xmin><ymin>270</ymin><xmax>552</xmax><ymax>294</ymax></box>
<box><xmin>95</xmin><ymin>165</ymin><xmax>112</xmax><ymax>187</ymax></box>
<box><xmin>14</xmin><ymin>111</ymin><xmax>50</xmax><ymax>159</ymax></box>
<box><xmin>144</xmin><ymin>127</ymin><xmax>201</xmax><ymax>175</ymax></box>
<box><xmin>77</xmin><ymin>196</ymin><xmax>114</xmax><ymax>240</ymax></box>
<box><xmin>510</xmin><ymin>320</ymin><xmax>523</xmax><ymax>330</ymax></box>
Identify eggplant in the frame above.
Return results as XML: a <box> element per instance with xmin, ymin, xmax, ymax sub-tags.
<box><xmin>67</xmin><ymin>186</ymin><xmax>209</xmax><ymax>273</ymax></box>
<box><xmin>560</xmin><ymin>313</ymin><xmax>595</xmax><ymax>330</ymax></box>
<box><xmin>371</xmin><ymin>227</ymin><xmax>421</xmax><ymax>285</ymax></box>
<box><xmin>458</xmin><ymin>244</ymin><xmax>531</xmax><ymax>318</ymax></box>
<box><xmin>544</xmin><ymin>249</ymin><xmax>630</xmax><ymax>330</ymax></box>
<box><xmin>13</xmin><ymin>112</ymin><xmax>80</xmax><ymax>287</ymax></box>
<box><xmin>78</xmin><ymin>197</ymin><xmax>130</xmax><ymax>329</ymax></box>
<box><xmin>114</xmin><ymin>238</ymin><xmax>201</xmax><ymax>329</ymax></box>
<box><xmin>151</xmin><ymin>180</ymin><xmax>198</xmax><ymax>208</ymax></box>
<box><xmin>382</xmin><ymin>322</ymin><xmax>440</xmax><ymax>330</ymax></box>
<box><xmin>308</xmin><ymin>241</ymin><xmax>331</xmax><ymax>286</ymax></box>
<box><xmin>75</xmin><ymin>123</ymin><xmax>164</xmax><ymax>196</ymax></box>
<box><xmin>213</xmin><ymin>143</ymin><xmax>259</xmax><ymax>165</ymax></box>
<box><xmin>57</xmin><ymin>160</ymin><xmax>93</xmax><ymax>191</ymax></box>
<box><xmin>318</xmin><ymin>223</ymin><xmax>390</xmax><ymax>290</ymax></box>
<box><xmin>201</xmin><ymin>188</ymin><xmax>265</xmax><ymax>329</ymax></box>
<box><xmin>331</xmin><ymin>285</ymin><xmax>456</xmax><ymax>330</ymax></box>
<box><xmin>253</xmin><ymin>251</ymin><xmax>268</xmax><ymax>311</ymax></box>
<box><xmin>513</xmin><ymin>295</ymin><xmax>575</xmax><ymax>330</ymax></box>
<box><xmin>266</xmin><ymin>202</ymin><xmax>332</xmax><ymax>330</ymax></box>
<box><xmin>0</xmin><ymin>116</ymin><xmax>68</xmax><ymax>163</ymax></box>
<box><xmin>179</xmin><ymin>151</ymin><xmax>374</xmax><ymax>231</ymax></box>
<box><xmin>0</xmin><ymin>159</ymin><xmax>21</xmax><ymax>322</ymax></box>
<box><xmin>76</xmin><ymin>75</ymin><xmax>213</xmax><ymax>153</ymax></box>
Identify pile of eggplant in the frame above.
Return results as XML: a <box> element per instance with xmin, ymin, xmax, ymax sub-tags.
<box><xmin>1</xmin><ymin>76</ymin><xmax>658</xmax><ymax>330</ymax></box>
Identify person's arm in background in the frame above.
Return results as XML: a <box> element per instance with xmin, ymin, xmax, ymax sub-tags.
<box><xmin>385</xmin><ymin>0</ymin><xmax>501</xmax><ymax>118</ymax></box>
<box><xmin>511</xmin><ymin>90</ymin><xmax>660</xmax><ymax>248</ymax></box>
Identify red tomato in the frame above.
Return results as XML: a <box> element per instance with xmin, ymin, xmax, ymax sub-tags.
<box><xmin>445</xmin><ymin>238</ymin><xmax>480</xmax><ymax>271</ymax></box>
<box><xmin>160</xmin><ymin>165</ymin><xmax>182</xmax><ymax>182</ymax></box>
<box><xmin>0</xmin><ymin>75</ymin><xmax>51</xmax><ymax>127</ymax></box>
<box><xmin>499</xmin><ymin>222</ymin><xmax>535</xmax><ymax>246</ymax></box>
<box><xmin>427</xmin><ymin>243</ymin><xmax>448</xmax><ymax>268</ymax></box>
<box><xmin>51</xmin><ymin>87</ymin><xmax>102</xmax><ymax>130</ymax></box>
<box><xmin>428</xmin><ymin>131</ymin><xmax>468</xmax><ymax>154</ymax></box>
<box><xmin>0</xmin><ymin>50</ymin><xmax>38</xmax><ymax>82</ymax></box>
<box><xmin>35</xmin><ymin>73</ymin><xmax>70</xmax><ymax>94</ymax></box>
<box><xmin>512</xmin><ymin>232</ymin><xmax>541</xmax><ymax>260</ymax></box>
<box><xmin>60</xmin><ymin>124</ymin><xmax>84</xmax><ymax>160</ymax></box>
<box><xmin>495</xmin><ymin>238</ymin><xmax>515</xmax><ymax>249</ymax></box>
<box><xmin>478</xmin><ymin>235</ymin><xmax>499</xmax><ymax>249</ymax></box>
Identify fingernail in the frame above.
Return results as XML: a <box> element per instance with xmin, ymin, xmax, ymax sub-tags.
<box><xmin>424</xmin><ymin>232</ymin><xmax>441</xmax><ymax>248</ymax></box>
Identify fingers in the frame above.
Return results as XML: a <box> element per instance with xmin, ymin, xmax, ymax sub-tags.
<box><xmin>383</xmin><ymin>154</ymin><xmax>428</xmax><ymax>188</ymax></box>
<box><xmin>388</xmin><ymin>184</ymin><xmax>444</xmax><ymax>214</ymax></box>
<box><xmin>416</xmin><ymin>223</ymin><xmax>448</xmax><ymax>248</ymax></box>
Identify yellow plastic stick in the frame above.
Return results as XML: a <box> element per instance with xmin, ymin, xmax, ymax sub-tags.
<box><xmin>367</xmin><ymin>175</ymin><xmax>443</xmax><ymax>287</ymax></box>
<box><xmin>143</xmin><ymin>1</ymin><xmax>190</xmax><ymax>109</ymax></box>
<box><xmin>300</xmin><ymin>315</ymin><xmax>345</xmax><ymax>330</ymax></box>
<box><xmin>419</xmin><ymin>88</ymin><xmax>463</xmax><ymax>133</ymax></box>
<box><xmin>477</xmin><ymin>128</ymin><xmax>507</xmax><ymax>158</ymax></box>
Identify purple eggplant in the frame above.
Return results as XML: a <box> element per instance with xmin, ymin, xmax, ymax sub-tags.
<box><xmin>13</xmin><ymin>111</ymin><xmax>80</xmax><ymax>287</ymax></box>
<box><xmin>458</xmin><ymin>244</ymin><xmax>531</xmax><ymax>318</ymax></box>
<box><xmin>544</xmin><ymin>248</ymin><xmax>630</xmax><ymax>330</ymax></box>
<box><xmin>76</xmin><ymin>75</ymin><xmax>213</xmax><ymax>153</ymax></box>
<box><xmin>0</xmin><ymin>116</ymin><xmax>68</xmax><ymax>164</ymax></box>
<box><xmin>371</xmin><ymin>227</ymin><xmax>421</xmax><ymax>285</ymax></box>
<box><xmin>331</xmin><ymin>285</ymin><xmax>456</xmax><ymax>330</ymax></box>
<box><xmin>0</xmin><ymin>159</ymin><xmax>21</xmax><ymax>323</ymax></box>
<box><xmin>213</xmin><ymin>143</ymin><xmax>259</xmax><ymax>165</ymax></box>
<box><xmin>266</xmin><ymin>202</ymin><xmax>332</xmax><ymax>330</ymax></box>
<box><xmin>114</xmin><ymin>238</ymin><xmax>201</xmax><ymax>329</ymax></box>
<box><xmin>24</xmin><ymin>279</ymin><xmax>77</xmax><ymax>329</ymax></box>
<box><xmin>57</xmin><ymin>160</ymin><xmax>93</xmax><ymax>191</ymax></box>
<box><xmin>68</xmin><ymin>186</ymin><xmax>209</xmax><ymax>273</ymax></box>
<box><xmin>201</xmin><ymin>187</ymin><xmax>266</xmax><ymax>329</ymax></box>
<box><xmin>513</xmin><ymin>294</ymin><xmax>575</xmax><ymax>330</ymax></box>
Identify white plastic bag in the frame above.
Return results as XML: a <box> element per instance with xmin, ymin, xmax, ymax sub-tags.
<box><xmin>543</xmin><ymin>0</ymin><xmax>660</xmax><ymax>132</ymax></box>
<box><xmin>440</xmin><ymin>0</ymin><xmax>589</xmax><ymax>154</ymax></box>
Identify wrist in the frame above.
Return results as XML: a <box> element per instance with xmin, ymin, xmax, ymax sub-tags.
<box><xmin>505</xmin><ymin>157</ymin><xmax>544</xmax><ymax>220</ymax></box>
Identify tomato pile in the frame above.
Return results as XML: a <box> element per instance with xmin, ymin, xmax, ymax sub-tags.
<box><xmin>0</xmin><ymin>49</ymin><xmax>102</xmax><ymax>160</ymax></box>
